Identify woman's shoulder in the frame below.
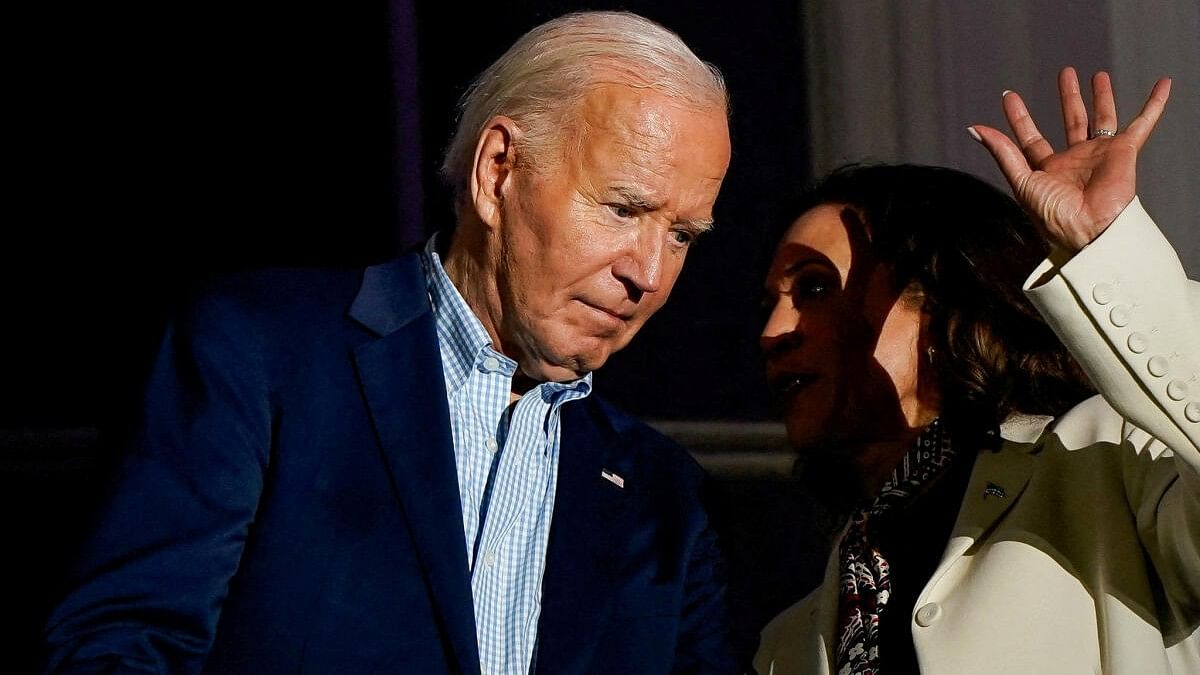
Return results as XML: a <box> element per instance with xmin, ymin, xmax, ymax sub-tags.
<box><xmin>1041</xmin><ymin>395</ymin><xmax>1125</xmax><ymax>446</ymax></box>
<box><xmin>1023</xmin><ymin>395</ymin><xmax>1174</xmax><ymax>460</ymax></box>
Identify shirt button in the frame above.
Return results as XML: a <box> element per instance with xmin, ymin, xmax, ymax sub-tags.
<box><xmin>1126</xmin><ymin>332</ymin><xmax>1148</xmax><ymax>354</ymax></box>
<box><xmin>484</xmin><ymin>553</ymin><xmax>497</xmax><ymax>569</ymax></box>
<box><xmin>1166</xmin><ymin>380</ymin><xmax>1188</xmax><ymax>401</ymax></box>
<box><xmin>1185</xmin><ymin>402</ymin><xmax>1200</xmax><ymax>423</ymax></box>
<box><xmin>482</xmin><ymin>356</ymin><xmax>501</xmax><ymax>372</ymax></box>
<box><xmin>914</xmin><ymin>602</ymin><xmax>942</xmax><ymax>627</ymax></box>
<box><xmin>485</xmin><ymin>437</ymin><xmax>498</xmax><ymax>453</ymax></box>
<box><xmin>1108</xmin><ymin>305</ymin><xmax>1131</xmax><ymax>327</ymax></box>
<box><xmin>1148</xmin><ymin>356</ymin><xmax>1169</xmax><ymax>378</ymax></box>
<box><xmin>1091</xmin><ymin>283</ymin><xmax>1114</xmax><ymax>305</ymax></box>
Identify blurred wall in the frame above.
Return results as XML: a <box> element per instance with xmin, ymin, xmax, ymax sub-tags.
<box><xmin>801</xmin><ymin>0</ymin><xmax>1199</xmax><ymax>273</ymax></box>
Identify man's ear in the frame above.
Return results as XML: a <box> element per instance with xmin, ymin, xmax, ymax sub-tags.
<box><xmin>470</xmin><ymin>116</ymin><xmax>522</xmax><ymax>229</ymax></box>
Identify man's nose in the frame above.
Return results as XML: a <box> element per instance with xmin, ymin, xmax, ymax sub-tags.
<box><xmin>612</xmin><ymin>229</ymin><xmax>665</xmax><ymax>295</ymax></box>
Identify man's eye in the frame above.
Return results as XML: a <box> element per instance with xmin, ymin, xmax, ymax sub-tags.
<box><xmin>670</xmin><ymin>229</ymin><xmax>696</xmax><ymax>245</ymax></box>
<box><xmin>608</xmin><ymin>204</ymin><xmax>635</xmax><ymax>219</ymax></box>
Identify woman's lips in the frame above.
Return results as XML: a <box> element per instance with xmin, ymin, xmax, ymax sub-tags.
<box><xmin>770</xmin><ymin>372</ymin><xmax>820</xmax><ymax>398</ymax></box>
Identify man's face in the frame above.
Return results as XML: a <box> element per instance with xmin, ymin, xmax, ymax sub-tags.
<box><xmin>493</xmin><ymin>84</ymin><xmax>730</xmax><ymax>383</ymax></box>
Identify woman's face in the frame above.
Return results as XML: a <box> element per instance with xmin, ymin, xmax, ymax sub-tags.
<box><xmin>760</xmin><ymin>203</ymin><xmax>939</xmax><ymax>451</ymax></box>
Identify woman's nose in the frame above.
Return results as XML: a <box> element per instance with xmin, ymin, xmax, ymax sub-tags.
<box><xmin>759</xmin><ymin>300</ymin><xmax>801</xmax><ymax>354</ymax></box>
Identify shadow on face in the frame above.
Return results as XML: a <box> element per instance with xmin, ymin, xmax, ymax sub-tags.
<box><xmin>761</xmin><ymin>203</ymin><xmax>938</xmax><ymax>495</ymax></box>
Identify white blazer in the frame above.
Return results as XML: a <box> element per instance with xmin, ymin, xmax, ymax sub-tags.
<box><xmin>755</xmin><ymin>198</ymin><xmax>1200</xmax><ymax>675</ymax></box>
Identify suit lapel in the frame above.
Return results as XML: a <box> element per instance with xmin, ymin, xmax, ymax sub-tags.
<box><xmin>940</xmin><ymin>414</ymin><xmax>1053</xmax><ymax>566</ymax></box>
<box><xmin>804</xmin><ymin>545</ymin><xmax>842</xmax><ymax>675</ymax></box>
<box><xmin>349</xmin><ymin>257</ymin><xmax>481</xmax><ymax>675</ymax></box>
<box><xmin>534</xmin><ymin>401</ymin><xmax>638</xmax><ymax>675</ymax></box>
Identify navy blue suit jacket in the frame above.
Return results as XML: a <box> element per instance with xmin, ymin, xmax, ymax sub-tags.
<box><xmin>43</xmin><ymin>254</ymin><xmax>736</xmax><ymax>674</ymax></box>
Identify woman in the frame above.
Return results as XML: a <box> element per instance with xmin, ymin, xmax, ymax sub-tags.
<box><xmin>755</xmin><ymin>69</ymin><xmax>1196</xmax><ymax>674</ymax></box>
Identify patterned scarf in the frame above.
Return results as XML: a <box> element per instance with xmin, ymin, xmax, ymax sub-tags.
<box><xmin>834</xmin><ymin>418</ymin><xmax>955</xmax><ymax>675</ymax></box>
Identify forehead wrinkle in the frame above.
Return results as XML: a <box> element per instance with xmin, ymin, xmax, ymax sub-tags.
<box><xmin>579</xmin><ymin>85</ymin><xmax>686</xmax><ymax>149</ymax></box>
<box><xmin>582</xmin><ymin>132</ymin><xmax>669</xmax><ymax>203</ymax></box>
<box><xmin>574</xmin><ymin>84</ymin><xmax>724</xmax><ymax>226</ymax></box>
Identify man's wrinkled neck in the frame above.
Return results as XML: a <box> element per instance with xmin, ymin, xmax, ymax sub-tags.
<box><xmin>441</xmin><ymin>217</ymin><xmax>538</xmax><ymax>400</ymax></box>
<box><xmin>442</xmin><ymin>217</ymin><xmax>505</xmax><ymax>355</ymax></box>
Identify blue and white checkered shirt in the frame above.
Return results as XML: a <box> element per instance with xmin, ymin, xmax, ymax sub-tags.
<box><xmin>421</xmin><ymin>237</ymin><xmax>592</xmax><ymax>675</ymax></box>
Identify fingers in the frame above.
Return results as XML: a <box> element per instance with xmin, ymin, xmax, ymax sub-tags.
<box><xmin>1059</xmin><ymin>67</ymin><xmax>1089</xmax><ymax>145</ymax></box>
<box><xmin>1091</xmin><ymin>71</ymin><xmax>1119</xmax><ymax>135</ymax></box>
<box><xmin>968</xmin><ymin>124</ymin><xmax>1032</xmax><ymax>193</ymax></box>
<box><xmin>1003</xmin><ymin>90</ymin><xmax>1055</xmax><ymax>167</ymax></box>
<box><xmin>1121</xmin><ymin>77</ymin><xmax>1172</xmax><ymax>150</ymax></box>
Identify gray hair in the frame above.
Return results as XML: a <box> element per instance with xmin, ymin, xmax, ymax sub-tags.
<box><xmin>439</xmin><ymin>11</ymin><xmax>728</xmax><ymax>199</ymax></box>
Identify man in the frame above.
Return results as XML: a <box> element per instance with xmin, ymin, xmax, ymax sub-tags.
<box><xmin>43</xmin><ymin>11</ymin><xmax>736</xmax><ymax>674</ymax></box>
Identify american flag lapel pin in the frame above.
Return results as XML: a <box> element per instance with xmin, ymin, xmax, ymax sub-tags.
<box><xmin>601</xmin><ymin>469</ymin><xmax>625</xmax><ymax>489</ymax></box>
<box><xmin>984</xmin><ymin>482</ymin><xmax>1007</xmax><ymax>499</ymax></box>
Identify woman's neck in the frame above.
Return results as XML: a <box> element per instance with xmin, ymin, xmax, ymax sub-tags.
<box><xmin>851</xmin><ymin>439</ymin><xmax>914</xmax><ymax>500</ymax></box>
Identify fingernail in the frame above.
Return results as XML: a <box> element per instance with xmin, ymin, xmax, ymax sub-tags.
<box><xmin>1002</xmin><ymin>90</ymin><xmax>1015</xmax><ymax>99</ymax></box>
<box><xmin>966</xmin><ymin>126</ymin><xmax>982</xmax><ymax>142</ymax></box>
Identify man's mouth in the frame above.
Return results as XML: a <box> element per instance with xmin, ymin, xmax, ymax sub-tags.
<box><xmin>581</xmin><ymin>300</ymin><xmax>632</xmax><ymax>323</ymax></box>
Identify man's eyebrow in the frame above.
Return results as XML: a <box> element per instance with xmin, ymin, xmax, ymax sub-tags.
<box><xmin>612</xmin><ymin>186</ymin><xmax>661</xmax><ymax>211</ymax></box>
<box><xmin>678</xmin><ymin>217</ymin><xmax>715</xmax><ymax>233</ymax></box>
<box><xmin>611</xmin><ymin>186</ymin><xmax>714</xmax><ymax>232</ymax></box>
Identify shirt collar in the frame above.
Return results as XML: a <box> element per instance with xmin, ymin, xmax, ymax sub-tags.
<box><xmin>419</xmin><ymin>234</ymin><xmax>593</xmax><ymax>400</ymax></box>
<box><xmin>421</xmin><ymin>234</ymin><xmax>501</xmax><ymax>394</ymax></box>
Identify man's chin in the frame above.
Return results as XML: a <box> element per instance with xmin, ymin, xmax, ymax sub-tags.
<box><xmin>520</xmin><ymin>351</ymin><xmax>608</xmax><ymax>384</ymax></box>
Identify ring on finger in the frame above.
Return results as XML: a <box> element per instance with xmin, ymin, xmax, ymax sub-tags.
<box><xmin>1092</xmin><ymin>128</ymin><xmax>1118</xmax><ymax>138</ymax></box>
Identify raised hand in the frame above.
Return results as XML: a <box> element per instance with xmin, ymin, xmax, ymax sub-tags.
<box><xmin>969</xmin><ymin>67</ymin><xmax>1171</xmax><ymax>252</ymax></box>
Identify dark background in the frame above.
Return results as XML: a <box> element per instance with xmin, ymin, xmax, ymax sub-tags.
<box><xmin>7</xmin><ymin>0</ymin><xmax>809</xmax><ymax>429</ymax></box>
<box><xmin>6</xmin><ymin>1</ymin><xmax>816</xmax><ymax>670</ymax></box>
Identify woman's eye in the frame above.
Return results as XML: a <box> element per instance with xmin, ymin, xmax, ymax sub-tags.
<box><xmin>795</xmin><ymin>277</ymin><xmax>831</xmax><ymax>298</ymax></box>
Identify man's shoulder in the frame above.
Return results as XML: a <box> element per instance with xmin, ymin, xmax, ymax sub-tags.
<box><xmin>578</xmin><ymin>395</ymin><xmax>705</xmax><ymax>479</ymax></box>
<box><xmin>181</xmin><ymin>253</ymin><xmax>424</xmax><ymax>330</ymax></box>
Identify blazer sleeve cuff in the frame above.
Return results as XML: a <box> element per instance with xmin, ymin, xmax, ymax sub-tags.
<box><xmin>1023</xmin><ymin>196</ymin><xmax>1200</xmax><ymax>463</ymax></box>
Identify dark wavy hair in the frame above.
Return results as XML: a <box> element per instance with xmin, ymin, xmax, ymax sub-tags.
<box><xmin>768</xmin><ymin>163</ymin><xmax>1095</xmax><ymax>431</ymax></box>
